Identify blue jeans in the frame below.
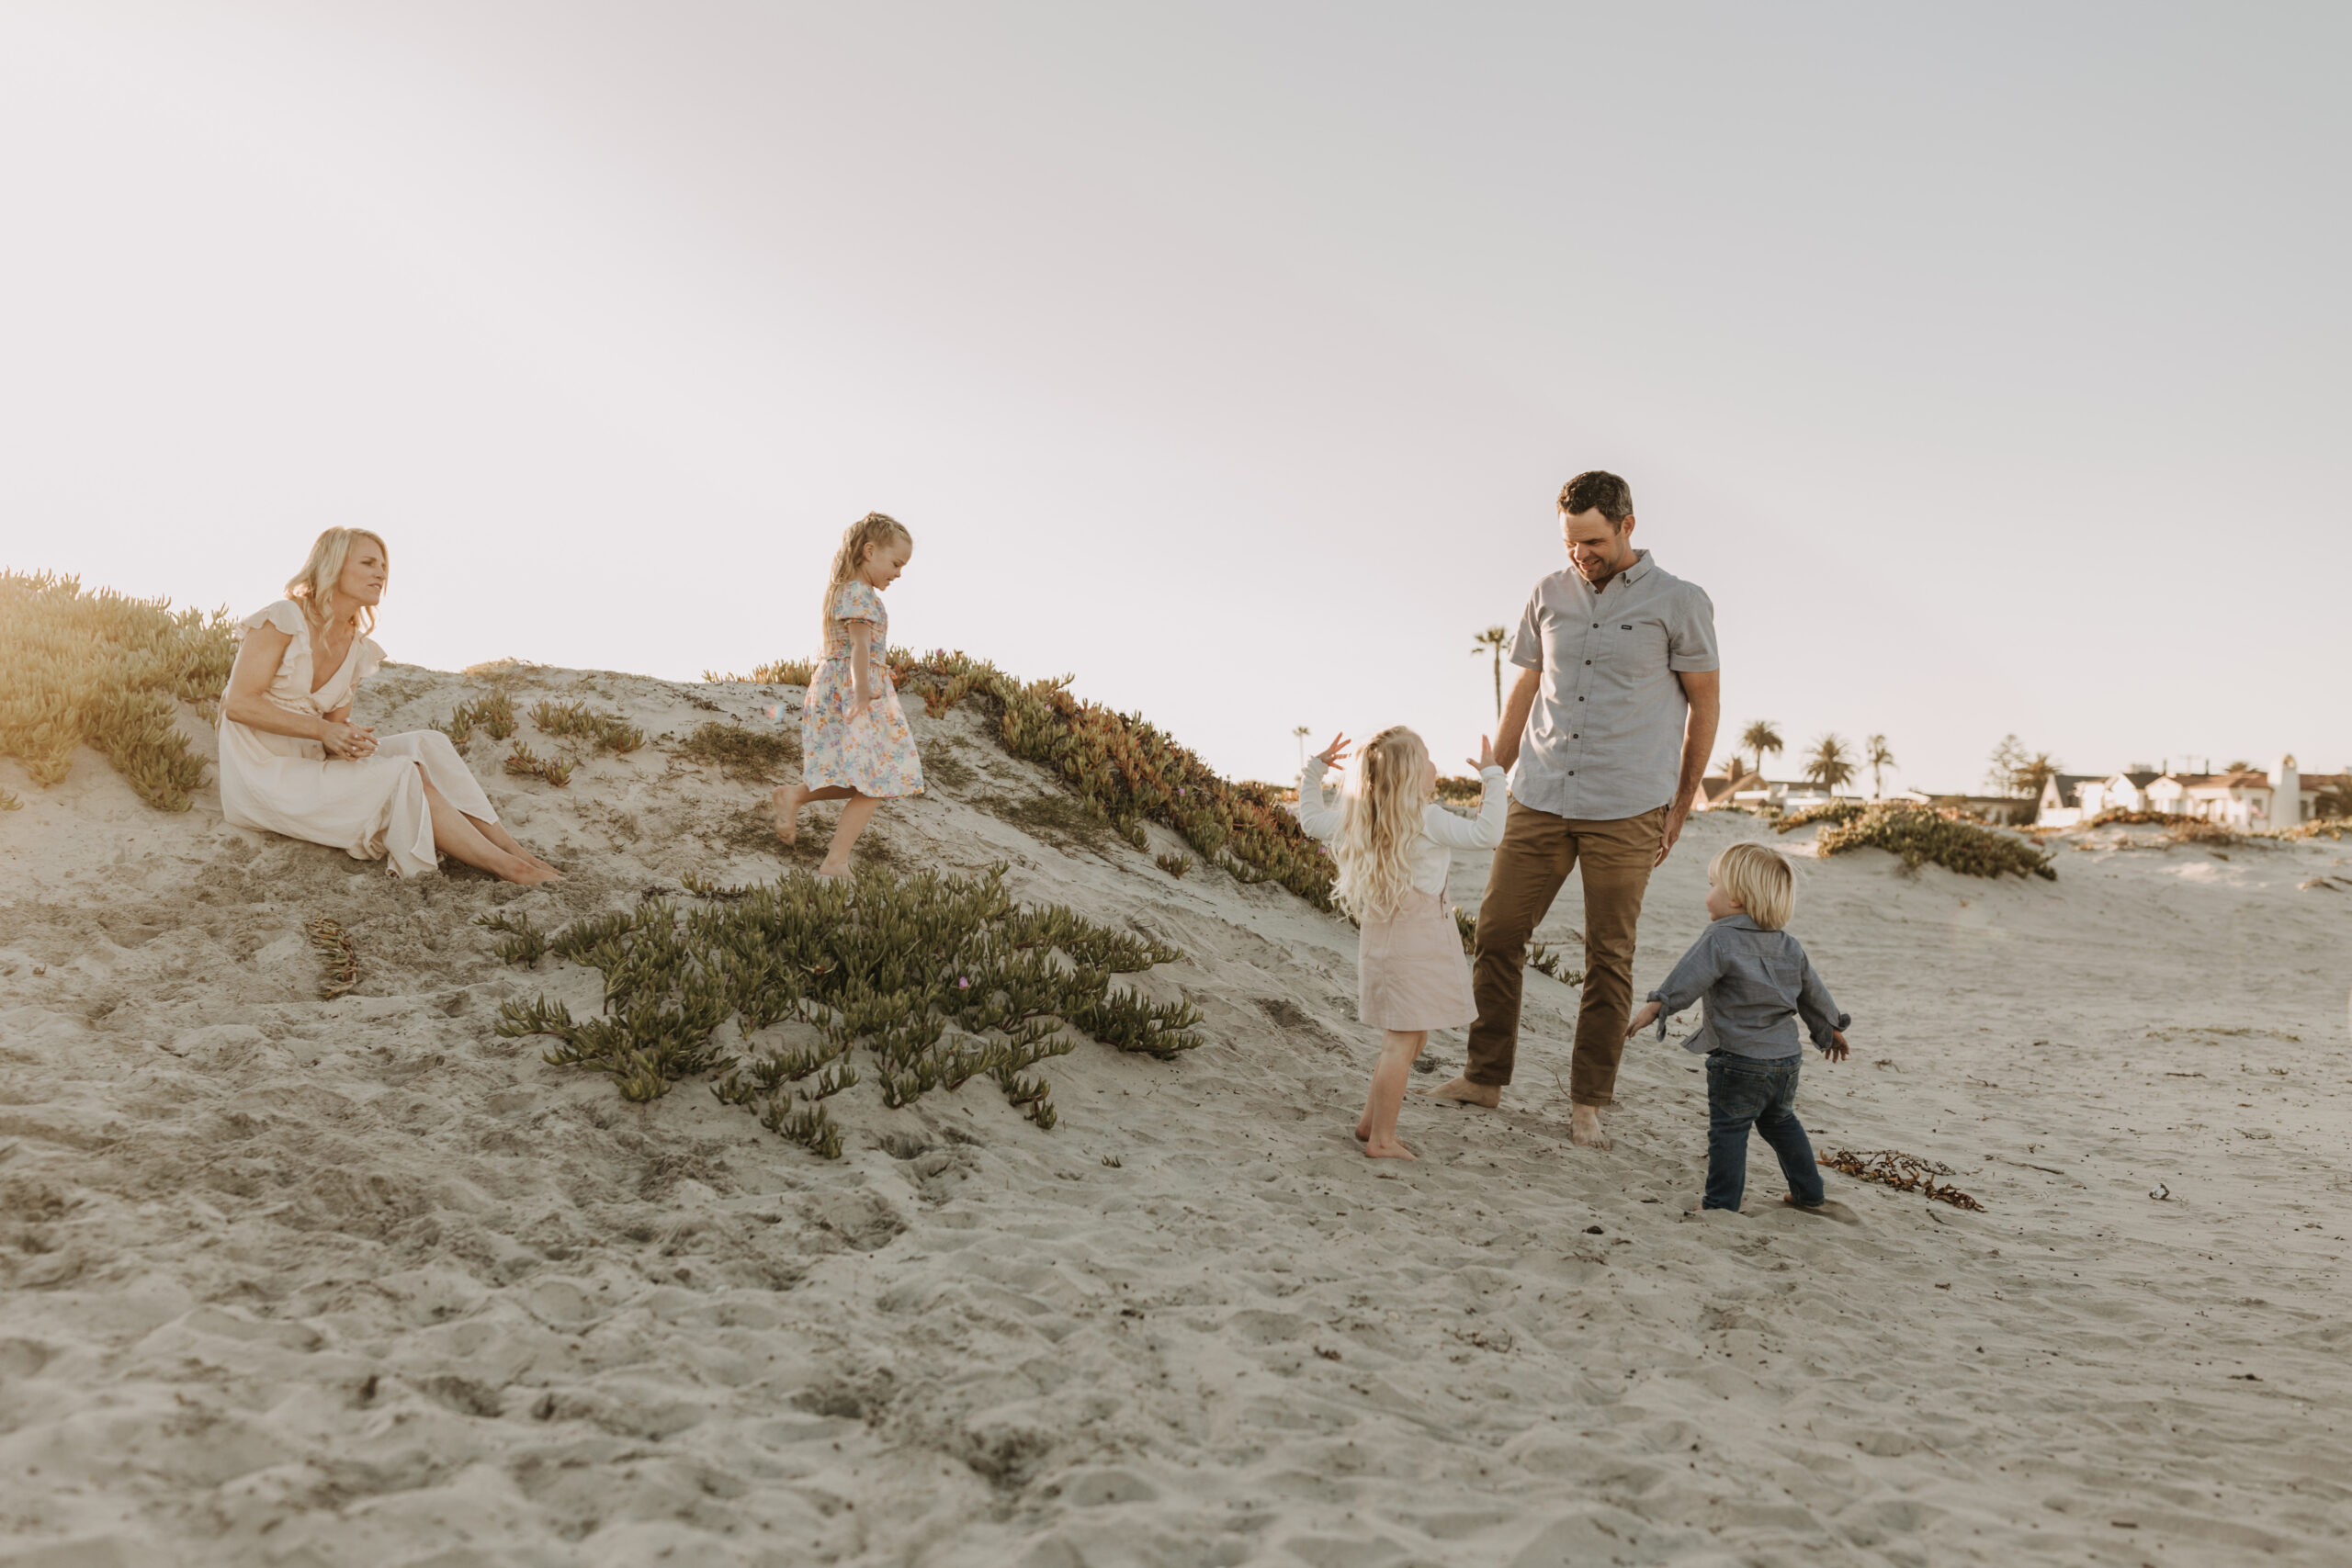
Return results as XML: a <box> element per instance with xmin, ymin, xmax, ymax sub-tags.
<box><xmin>1704</xmin><ymin>1054</ymin><xmax>1825</xmax><ymax>1211</ymax></box>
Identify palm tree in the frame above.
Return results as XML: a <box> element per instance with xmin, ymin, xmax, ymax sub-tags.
<box><xmin>1470</xmin><ymin>626</ymin><xmax>1509</xmax><ymax>717</ymax></box>
<box><xmin>1292</xmin><ymin>725</ymin><xmax>1311</xmax><ymax>767</ymax></box>
<box><xmin>1865</xmin><ymin>734</ymin><xmax>1895</xmax><ymax>798</ymax></box>
<box><xmin>1804</xmin><ymin>734</ymin><xmax>1856</xmax><ymax>793</ymax></box>
<box><xmin>1738</xmin><ymin>720</ymin><xmax>1783</xmax><ymax>781</ymax></box>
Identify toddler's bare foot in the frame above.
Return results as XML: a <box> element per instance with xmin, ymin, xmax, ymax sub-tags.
<box><xmin>1416</xmin><ymin>1076</ymin><xmax>1499</xmax><ymax>1109</ymax></box>
<box><xmin>1363</xmin><ymin>1135</ymin><xmax>1417</xmax><ymax>1160</ymax></box>
<box><xmin>771</xmin><ymin>784</ymin><xmax>808</xmax><ymax>844</ymax></box>
<box><xmin>1569</xmin><ymin>1103</ymin><xmax>1611</xmax><ymax>1150</ymax></box>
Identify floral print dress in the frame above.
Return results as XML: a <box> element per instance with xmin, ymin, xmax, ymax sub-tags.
<box><xmin>800</xmin><ymin>581</ymin><xmax>924</xmax><ymax>797</ymax></box>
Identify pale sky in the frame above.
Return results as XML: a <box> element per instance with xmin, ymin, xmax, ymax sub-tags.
<box><xmin>3</xmin><ymin>3</ymin><xmax>2345</xmax><ymax>792</ymax></box>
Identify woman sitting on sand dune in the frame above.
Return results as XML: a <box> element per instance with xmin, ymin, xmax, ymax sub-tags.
<box><xmin>216</xmin><ymin>528</ymin><xmax>560</xmax><ymax>885</ymax></box>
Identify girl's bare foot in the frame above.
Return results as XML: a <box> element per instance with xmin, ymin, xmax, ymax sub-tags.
<box><xmin>1363</xmin><ymin>1136</ymin><xmax>1417</xmax><ymax>1160</ymax></box>
<box><xmin>772</xmin><ymin>784</ymin><xmax>808</xmax><ymax>844</ymax></box>
<box><xmin>1354</xmin><ymin>1117</ymin><xmax>1372</xmax><ymax>1143</ymax></box>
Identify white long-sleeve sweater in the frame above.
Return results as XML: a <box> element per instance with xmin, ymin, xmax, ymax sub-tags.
<box><xmin>1294</xmin><ymin>758</ymin><xmax>1509</xmax><ymax>897</ymax></box>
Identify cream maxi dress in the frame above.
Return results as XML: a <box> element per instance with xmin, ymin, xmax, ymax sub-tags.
<box><xmin>215</xmin><ymin>600</ymin><xmax>498</xmax><ymax>879</ymax></box>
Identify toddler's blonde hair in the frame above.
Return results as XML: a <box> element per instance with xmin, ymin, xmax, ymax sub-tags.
<box><xmin>287</xmin><ymin>527</ymin><xmax>389</xmax><ymax>634</ymax></box>
<box><xmin>820</xmin><ymin>512</ymin><xmax>912</xmax><ymax>647</ymax></box>
<box><xmin>1331</xmin><ymin>726</ymin><xmax>1431</xmax><ymax>923</ymax></box>
<box><xmin>1712</xmin><ymin>841</ymin><xmax>1794</xmax><ymax>930</ymax></box>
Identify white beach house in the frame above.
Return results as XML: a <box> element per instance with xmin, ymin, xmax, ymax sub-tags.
<box><xmin>2039</xmin><ymin>756</ymin><xmax>2346</xmax><ymax>829</ymax></box>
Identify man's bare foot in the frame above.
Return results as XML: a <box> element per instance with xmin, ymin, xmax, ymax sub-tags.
<box><xmin>1569</xmin><ymin>1103</ymin><xmax>1611</xmax><ymax>1149</ymax></box>
<box><xmin>771</xmin><ymin>784</ymin><xmax>808</xmax><ymax>844</ymax></box>
<box><xmin>1416</xmin><ymin>1076</ymin><xmax>1499</xmax><ymax>1109</ymax></box>
<box><xmin>1363</xmin><ymin>1136</ymin><xmax>1416</xmax><ymax>1160</ymax></box>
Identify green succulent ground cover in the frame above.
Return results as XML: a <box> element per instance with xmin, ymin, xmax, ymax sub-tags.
<box><xmin>885</xmin><ymin>650</ymin><xmax>1337</xmax><ymax>908</ymax></box>
<box><xmin>482</xmin><ymin>864</ymin><xmax>1203</xmax><ymax>1157</ymax></box>
<box><xmin>0</xmin><ymin>570</ymin><xmax>236</xmax><ymax>810</ymax></box>
<box><xmin>1815</xmin><ymin>802</ymin><xmax>2056</xmax><ymax>881</ymax></box>
<box><xmin>1775</xmin><ymin>800</ymin><xmax>1868</xmax><ymax>833</ymax></box>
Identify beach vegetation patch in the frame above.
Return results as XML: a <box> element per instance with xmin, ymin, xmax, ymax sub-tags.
<box><xmin>503</xmin><ymin>743</ymin><xmax>573</xmax><ymax>787</ymax></box>
<box><xmin>675</xmin><ymin>719</ymin><xmax>797</xmax><ymax>780</ymax></box>
<box><xmin>528</xmin><ymin>701</ymin><xmax>644</xmax><ymax>754</ymax></box>
<box><xmin>1776</xmin><ymin>801</ymin><xmax>1867</xmax><ymax>834</ymax></box>
<box><xmin>1815</xmin><ymin>803</ymin><xmax>2055</xmax><ymax>881</ymax></box>
<box><xmin>878</xmin><ymin>649</ymin><xmax>1336</xmax><ymax>908</ymax></box>
<box><xmin>484</xmin><ymin>865</ymin><xmax>1202</xmax><ymax>1156</ymax></box>
<box><xmin>705</xmin><ymin>658</ymin><xmax>816</xmax><ymax>686</ymax></box>
<box><xmin>434</xmin><ymin>691</ymin><xmax>517</xmax><ymax>746</ymax></box>
<box><xmin>0</xmin><ymin>571</ymin><xmax>236</xmax><ymax>810</ymax></box>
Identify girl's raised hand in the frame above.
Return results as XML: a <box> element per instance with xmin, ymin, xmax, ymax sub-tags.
<box><xmin>1465</xmin><ymin>733</ymin><xmax>1496</xmax><ymax>772</ymax></box>
<box><xmin>1312</xmin><ymin>733</ymin><xmax>1352</xmax><ymax>769</ymax></box>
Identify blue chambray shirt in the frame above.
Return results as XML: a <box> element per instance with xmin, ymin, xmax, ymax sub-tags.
<box><xmin>1505</xmin><ymin>550</ymin><xmax>1719</xmax><ymax>822</ymax></box>
<box><xmin>1646</xmin><ymin>914</ymin><xmax>1849</xmax><ymax>1060</ymax></box>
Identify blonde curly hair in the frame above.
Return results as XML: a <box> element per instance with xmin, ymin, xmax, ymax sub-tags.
<box><xmin>1330</xmin><ymin>726</ymin><xmax>1431</xmax><ymax>923</ymax></box>
<box><xmin>819</xmin><ymin>512</ymin><xmax>912</xmax><ymax>648</ymax></box>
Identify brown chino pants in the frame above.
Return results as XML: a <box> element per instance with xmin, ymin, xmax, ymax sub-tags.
<box><xmin>1466</xmin><ymin>800</ymin><xmax>1665</xmax><ymax>1106</ymax></box>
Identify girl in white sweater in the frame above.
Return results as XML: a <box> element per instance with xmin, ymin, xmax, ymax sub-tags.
<box><xmin>1297</xmin><ymin>727</ymin><xmax>1507</xmax><ymax>1159</ymax></box>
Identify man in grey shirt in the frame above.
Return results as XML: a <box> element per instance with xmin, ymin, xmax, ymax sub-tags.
<box><xmin>1422</xmin><ymin>470</ymin><xmax>1721</xmax><ymax>1148</ymax></box>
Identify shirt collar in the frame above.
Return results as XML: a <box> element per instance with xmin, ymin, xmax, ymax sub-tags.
<box><xmin>1718</xmin><ymin>912</ymin><xmax>1767</xmax><ymax>932</ymax></box>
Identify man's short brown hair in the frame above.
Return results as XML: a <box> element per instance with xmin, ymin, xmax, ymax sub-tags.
<box><xmin>1558</xmin><ymin>470</ymin><xmax>1634</xmax><ymax>524</ymax></box>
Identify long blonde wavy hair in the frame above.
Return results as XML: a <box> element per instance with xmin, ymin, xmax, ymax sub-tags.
<box><xmin>287</xmin><ymin>527</ymin><xmax>389</xmax><ymax>634</ymax></box>
<box><xmin>1330</xmin><ymin>726</ymin><xmax>1432</xmax><ymax>923</ymax></box>
<box><xmin>820</xmin><ymin>512</ymin><xmax>912</xmax><ymax>647</ymax></box>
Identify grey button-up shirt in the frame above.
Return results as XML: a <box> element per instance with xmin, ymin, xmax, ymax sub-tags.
<box><xmin>1647</xmin><ymin>914</ymin><xmax>1849</xmax><ymax>1060</ymax></box>
<box><xmin>1505</xmin><ymin>549</ymin><xmax>1718</xmax><ymax>821</ymax></box>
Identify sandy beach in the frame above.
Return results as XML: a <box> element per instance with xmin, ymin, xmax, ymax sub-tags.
<box><xmin>2</xmin><ymin>660</ymin><xmax>2348</xmax><ymax>1567</ymax></box>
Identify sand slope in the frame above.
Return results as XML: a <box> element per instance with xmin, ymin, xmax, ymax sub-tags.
<box><xmin>1</xmin><ymin>662</ymin><xmax>2347</xmax><ymax>1567</ymax></box>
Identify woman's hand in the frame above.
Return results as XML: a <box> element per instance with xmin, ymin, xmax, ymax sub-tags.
<box><xmin>1312</xmin><ymin>733</ymin><xmax>1351</xmax><ymax>769</ymax></box>
<box><xmin>321</xmin><ymin>719</ymin><xmax>378</xmax><ymax>759</ymax></box>
<box><xmin>1624</xmin><ymin>999</ymin><xmax>1662</xmax><ymax>1039</ymax></box>
<box><xmin>847</xmin><ymin>686</ymin><xmax>878</xmax><ymax>723</ymax></box>
<box><xmin>1466</xmin><ymin>733</ymin><xmax>1496</xmax><ymax>772</ymax></box>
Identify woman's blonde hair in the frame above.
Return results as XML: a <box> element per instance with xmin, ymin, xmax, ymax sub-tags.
<box><xmin>1711</xmin><ymin>841</ymin><xmax>1794</xmax><ymax>930</ymax></box>
<box><xmin>287</xmin><ymin>527</ymin><xmax>390</xmax><ymax>634</ymax></box>
<box><xmin>820</xmin><ymin>512</ymin><xmax>912</xmax><ymax>646</ymax></box>
<box><xmin>1330</xmin><ymin>726</ymin><xmax>1431</xmax><ymax>923</ymax></box>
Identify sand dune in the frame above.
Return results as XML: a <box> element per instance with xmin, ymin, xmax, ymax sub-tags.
<box><xmin>1</xmin><ymin>660</ymin><xmax>2347</xmax><ymax>1566</ymax></box>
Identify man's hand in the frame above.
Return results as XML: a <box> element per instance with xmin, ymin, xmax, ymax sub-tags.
<box><xmin>1625</xmin><ymin>999</ymin><xmax>1662</xmax><ymax>1039</ymax></box>
<box><xmin>1492</xmin><ymin>667</ymin><xmax>1541</xmax><ymax>772</ymax></box>
<box><xmin>1655</xmin><ymin>800</ymin><xmax>1691</xmax><ymax>866</ymax></box>
<box><xmin>1821</xmin><ymin>1031</ymin><xmax>1849</xmax><ymax>1063</ymax></box>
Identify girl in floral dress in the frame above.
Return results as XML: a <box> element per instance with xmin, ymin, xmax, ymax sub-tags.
<box><xmin>773</xmin><ymin>512</ymin><xmax>924</xmax><ymax>874</ymax></box>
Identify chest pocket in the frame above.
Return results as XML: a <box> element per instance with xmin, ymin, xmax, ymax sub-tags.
<box><xmin>1600</xmin><ymin>616</ymin><xmax>1671</xmax><ymax>682</ymax></box>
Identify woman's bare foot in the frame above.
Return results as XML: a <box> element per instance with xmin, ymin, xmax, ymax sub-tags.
<box><xmin>772</xmin><ymin>784</ymin><xmax>808</xmax><ymax>844</ymax></box>
<box><xmin>1569</xmin><ymin>1103</ymin><xmax>1611</xmax><ymax>1149</ymax></box>
<box><xmin>497</xmin><ymin>855</ymin><xmax>562</xmax><ymax>886</ymax></box>
<box><xmin>1416</xmin><ymin>1076</ymin><xmax>1499</xmax><ymax>1109</ymax></box>
<box><xmin>1363</xmin><ymin>1135</ymin><xmax>1416</xmax><ymax>1160</ymax></box>
<box><xmin>1354</xmin><ymin>1115</ymin><xmax>1372</xmax><ymax>1143</ymax></box>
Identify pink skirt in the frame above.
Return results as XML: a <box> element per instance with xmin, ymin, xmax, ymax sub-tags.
<box><xmin>1357</xmin><ymin>890</ymin><xmax>1476</xmax><ymax>1032</ymax></box>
